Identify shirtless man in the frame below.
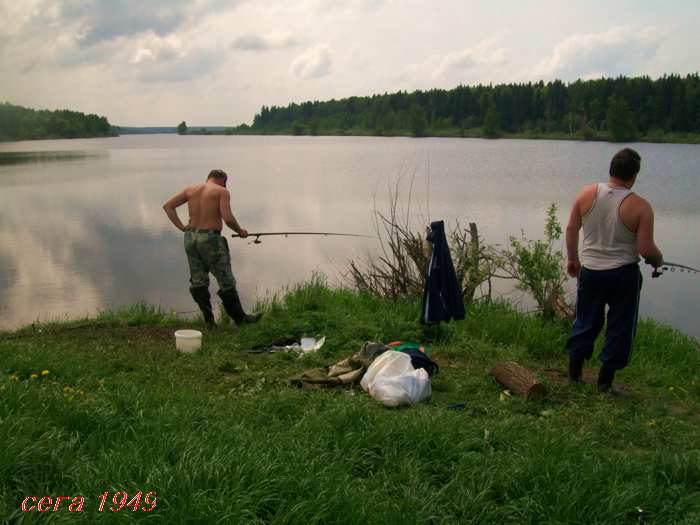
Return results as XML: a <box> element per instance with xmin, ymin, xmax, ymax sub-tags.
<box><xmin>163</xmin><ymin>169</ymin><xmax>261</xmax><ymax>328</ymax></box>
<box><xmin>565</xmin><ymin>148</ymin><xmax>663</xmax><ymax>392</ymax></box>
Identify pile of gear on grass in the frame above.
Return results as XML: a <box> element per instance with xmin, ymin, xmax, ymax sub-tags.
<box><xmin>262</xmin><ymin>221</ymin><xmax>462</xmax><ymax>407</ymax></box>
<box><xmin>294</xmin><ymin>221</ymin><xmax>546</xmax><ymax>406</ymax></box>
<box><xmin>251</xmin><ymin>220</ymin><xmax>549</xmax><ymax>407</ymax></box>
<box><xmin>290</xmin><ymin>340</ymin><xmax>438</xmax><ymax>408</ymax></box>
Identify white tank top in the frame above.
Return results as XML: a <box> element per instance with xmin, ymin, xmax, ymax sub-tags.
<box><xmin>580</xmin><ymin>183</ymin><xmax>639</xmax><ymax>270</ymax></box>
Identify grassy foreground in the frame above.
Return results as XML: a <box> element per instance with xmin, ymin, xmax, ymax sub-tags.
<box><xmin>1</xmin><ymin>280</ymin><xmax>699</xmax><ymax>524</ymax></box>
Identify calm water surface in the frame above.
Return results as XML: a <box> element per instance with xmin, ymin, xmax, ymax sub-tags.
<box><xmin>0</xmin><ymin>135</ymin><xmax>698</xmax><ymax>338</ymax></box>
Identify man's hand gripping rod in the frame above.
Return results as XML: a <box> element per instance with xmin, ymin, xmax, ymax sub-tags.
<box><xmin>651</xmin><ymin>261</ymin><xmax>700</xmax><ymax>278</ymax></box>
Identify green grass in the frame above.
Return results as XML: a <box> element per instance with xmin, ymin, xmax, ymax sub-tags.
<box><xmin>1</xmin><ymin>279</ymin><xmax>699</xmax><ymax>523</ymax></box>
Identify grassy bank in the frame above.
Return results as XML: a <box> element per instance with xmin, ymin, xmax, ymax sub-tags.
<box><xmin>1</xmin><ymin>280</ymin><xmax>699</xmax><ymax>523</ymax></box>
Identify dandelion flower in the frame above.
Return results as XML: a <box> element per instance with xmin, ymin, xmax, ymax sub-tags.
<box><xmin>41</xmin><ymin>370</ymin><xmax>49</xmax><ymax>376</ymax></box>
<box><xmin>30</xmin><ymin>373</ymin><xmax>38</xmax><ymax>380</ymax></box>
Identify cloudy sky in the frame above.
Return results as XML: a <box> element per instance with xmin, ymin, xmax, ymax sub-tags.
<box><xmin>1</xmin><ymin>0</ymin><xmax>699</xmax><ymax>126</ymax></box>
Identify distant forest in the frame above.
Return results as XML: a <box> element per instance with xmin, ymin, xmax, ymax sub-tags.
<box><xmin>240</xmin><ymin>74</ymin><xmax>700</xmax><ymax>142</ymax></box>
<box><xmin>0</xmin><ymin>102</ymin><xmax>114</xmax><ymax>141</ymax></box>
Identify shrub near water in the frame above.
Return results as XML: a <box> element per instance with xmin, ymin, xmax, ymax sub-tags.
<box><xmin>1</xmin><ymin>282</ymin><xmax>699</xmax><ymax>523</ymax></box>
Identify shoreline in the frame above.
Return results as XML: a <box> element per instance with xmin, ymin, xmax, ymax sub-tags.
<box><xmin>2</xmin><ymin>296</ymin><xmax>697</xmax><ymax>344</ymax></box>
<box><xmin>184</xmin><ymin>130</ymin><xmax>700</xmax><ymax>145</ymax></box>
<box><xmin>3</xmin><ymin>131</ymin><xmax>699</xmax><ymax>145</ymax></box>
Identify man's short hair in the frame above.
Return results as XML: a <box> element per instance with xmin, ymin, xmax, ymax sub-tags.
<box><xmin>207</xmin><ymin>169</ymin><xmax>227</xmax><ymax>181</ymax></box>
<box><xmin>609</xmin><ymin>148</ymin><xmax>641</xmax><ymax>181</ymax></box>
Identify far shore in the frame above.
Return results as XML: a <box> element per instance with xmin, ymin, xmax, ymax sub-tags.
<box><xmin>179</xmin><ymin>129</ymin><xmax>700</xmax><ymax>145</ymax></box>
<box><xmin>3</xmin><ymin>130</ymin><xmax>700</xmax><ymax>146</ymax></box>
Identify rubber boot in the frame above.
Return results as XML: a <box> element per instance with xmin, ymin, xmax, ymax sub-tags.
<box><xmin>189</xmin><ymin>285</ymin><xmax>217</xmax><ymax>329</ymax></box>
<box><xmin>597</xmin><ymin>362</ymin><xmax>617</xmax><ymax>393</ymax></box>
<box><xmin>568</xmin><ymin>355</ymin><xmax>584</xmax><ymax>383</ymax></box>
<box><xmin>218</xmin><ymin>288</ymin><xmax>262</xmax><ymax>325</ymax></box>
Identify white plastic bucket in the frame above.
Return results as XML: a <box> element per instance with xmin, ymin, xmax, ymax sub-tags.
<box><xmin>174</xmin><ymin>329</ymin><xmax>202</xmax><ymax>353</ymax></box>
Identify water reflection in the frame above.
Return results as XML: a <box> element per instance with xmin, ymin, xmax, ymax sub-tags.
<box><xmin>0</xmin><ymin>135</ymin><xmax>698</xmax><ymax>339</ymax></box>
<box><xmin>0</xmin><ymin>150</ymin><xmax>103</xmax><ymax>165</ymax></box>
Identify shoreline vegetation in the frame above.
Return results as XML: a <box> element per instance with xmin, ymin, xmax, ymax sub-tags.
<box><xmin>2</xmin><ymin>282</ymin><xmax>699</xmax><ymax>521</ymax></box>
<box><xmin>3</xmin><ymin>74</ymin><xmax>700</xmax><ymax>144</ymax></box>
<box><xmin>0</xmin><ymin>102</ymin><xmax>116</xmax><ymax>142</ymax></box>
<box><xmin>181</xmin><ymin>73</ymin><xmax>700</xmax><ymax>144</ymax></box>
<box><xmin>181</xmin><ymin>126</ymin><xmax>700</xmax><ymax>144</ymax></box>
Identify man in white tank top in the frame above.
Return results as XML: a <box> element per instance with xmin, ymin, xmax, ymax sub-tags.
<box><xmin>564</xmin><ymin>148</ymin><xmax>663</xmax><ymax>392</ymax></box>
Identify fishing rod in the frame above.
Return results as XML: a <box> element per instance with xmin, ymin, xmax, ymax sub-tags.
<box><xmin>231</xmin><ymin>231</ymin><xmax>376</xmax><ymax>244</ymax></box>
<box><xmin>652</xmin><ymin>261</ymin><xmax>700</xmax><ymax>278</ymax></box>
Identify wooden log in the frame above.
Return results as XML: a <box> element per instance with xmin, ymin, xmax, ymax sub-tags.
<box><xmin>490</xmin><ymin>361</ymin><xmax>547</xmax><ymax>400</ymax></box>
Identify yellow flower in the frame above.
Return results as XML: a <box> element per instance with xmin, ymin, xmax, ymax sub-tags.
<box><xmin>30</xmin><ymin>373</ymin><xmax>38</xmax><ymax>380</ymax></box>
<box><xmin>41</xmin><ymin>370</ymin><xmax>49</xmax><ymax>376</ymax></box>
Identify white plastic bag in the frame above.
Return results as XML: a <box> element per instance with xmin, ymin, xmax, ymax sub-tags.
<box><xmin>360</xmin><ymin>351</ymin><xmax>431</xmax><ymax>407</ymax></box>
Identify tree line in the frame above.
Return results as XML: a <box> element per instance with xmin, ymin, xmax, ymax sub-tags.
<box><xmin>241</xmin><ymin>74</ymin><xmax>700</xmax><ymax>142</ymax></box>
<box><xmin>0</xmin><ymin>102</ymin><xmax>114</xmax><ymax>141</ymax></box>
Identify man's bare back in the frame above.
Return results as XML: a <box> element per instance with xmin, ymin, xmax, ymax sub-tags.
<box><xmin>185</xmin><ymin>182</ymin><xmax>227</xmax><ymax>230</ymax></box>
<box><xmin>163</xmin><ymin>176</ymin><xmax>247</xmax><ymax>237</ymax></box>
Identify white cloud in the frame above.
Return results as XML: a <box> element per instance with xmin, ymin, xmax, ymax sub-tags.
<box><xmin>127</xmin><ymin>34</ymin><xmax>225</xmax><ymax>83</ymax></box>
<box><xmin>0</xmin><ymin>0</ymin><xmax>246</xmax><ymax>69</ymax></box>
<box><xmin>232</xmin><ymin>32</ymin><xmax>300</xmax><ymax>51</ymax></box>
<box><xmin>131</xmin><ymin>34</ymin><xmax>184</xmax><ymax>64</ymax></box>
<box><xmin>0</xmin><ymin>0</ymin><xmax>42</xmax><ymax>38</ymax></box>
<box><xmin>433</xmin><ymin>37</ymin><xmax>508</xmax><ymax>79</ymax></box>
<box><xmin>45</xmin><ymin>0</ymin><xmax>245</xmax><ymax>46</ymax></box>
<box><xmin>535</xmin><ymin>26</ymin><xmax>664</xmax><ymax>80</ymax></box>
<box><xmin>290</xmin><ymin>44</ymin><xmax>332</xmax><ymax>79</ymax></box>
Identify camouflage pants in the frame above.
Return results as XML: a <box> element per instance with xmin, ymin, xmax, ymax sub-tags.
<box><xmin>184</xmin><ymin>229</ymin><xmax>236</xmax><ymax>291</ymax></box>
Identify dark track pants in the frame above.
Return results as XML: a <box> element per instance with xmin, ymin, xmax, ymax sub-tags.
<box><xmin>565</xmin><ymin>263</ymin><xmax>642</xmax><ymax>371</ymax></box>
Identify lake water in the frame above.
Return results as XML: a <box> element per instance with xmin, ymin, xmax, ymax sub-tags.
<box><xmin>0</xmin><ymin>135</ymin><xmax>698</xmax><ymax>339</ymax></box>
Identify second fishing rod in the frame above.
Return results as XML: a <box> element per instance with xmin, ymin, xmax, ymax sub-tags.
<box><xmin>231</xmin><ymin>231</ymin><xmax>376</xmax><ymax>244</ymax></box>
